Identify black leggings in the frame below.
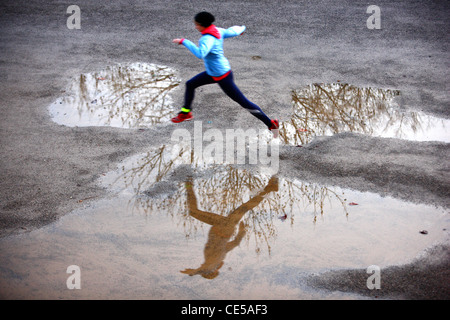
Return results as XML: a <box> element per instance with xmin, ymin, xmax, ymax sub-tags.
<box><xmin>184</xmin><ymin>71</ymin><xmax>272</xmax><ymax>127</ymax></box>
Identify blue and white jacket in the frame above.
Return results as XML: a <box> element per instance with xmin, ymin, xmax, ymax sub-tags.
<box><xmin>180</xmin><ymin>25</ymin><xmax>246</xmax><ymax>80</ymax></box>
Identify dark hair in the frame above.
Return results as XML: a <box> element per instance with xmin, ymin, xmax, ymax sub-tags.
<box><xmin>194</xmin><ymin>11</ymin><xmax>215</xmax><ymax>27</ymax></box>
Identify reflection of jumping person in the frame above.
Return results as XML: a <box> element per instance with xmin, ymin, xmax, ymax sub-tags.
<box><xmin>171</xmin><ymin>11</ymin><xmax>279</xmax><ymax>132</ymax></box>
<box><xmin>180</xmin><ymin>176</ymin><xmax>278</xmax><ymax>279</ymax></box>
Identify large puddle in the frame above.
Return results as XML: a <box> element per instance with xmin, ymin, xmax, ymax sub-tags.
<box><xmin>1</xmin><ymin>64</ymin><xmax>448</xmax><ymax>299</ymax></box>
<box><xmin>0</xmin><ymin>144</ymin><xmax>448</xmax><ymax>299</ymax></box>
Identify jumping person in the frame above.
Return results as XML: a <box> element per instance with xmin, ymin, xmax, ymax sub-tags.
<box><xmin>171</xmin><ymin>11</ymin><xmax>279</xmax><ymax>132</ymax></box>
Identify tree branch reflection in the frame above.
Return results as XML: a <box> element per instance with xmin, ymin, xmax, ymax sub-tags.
<box><xmin>107</xmin><ymin>145</ymin><xmax>350</xmax><ymax>258</ymax></box>
<box><xmin>62</xmin><ymin>63</ymin><xmax>180</xmax><ymax>128</ymax></box>
<box><xmin>279</xmin><ymin>83</ymin><xmax>429</xmax><ymax>145</ymax></box>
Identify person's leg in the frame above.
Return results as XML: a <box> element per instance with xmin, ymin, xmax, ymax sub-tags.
<box><xmin>217</xmin><ymin>72</ymin><xmax>273</xmax><ymax>128</ymax></box>
<box><xmin>172</xmin><ymin>72</ymin><xmax>215</xmax><ymax>123</ymax></box>
<box><xmin>226</xmin><ymin>176</ymin><xmax>278</xmax><ymax>225</ymax></box>
<box><xmin>183</xmin><ymin>71</ymin><xmax>215</xmax><ymax>112</ymax></box>
<box><xmin>185</xmin><ymin>178</ymin><xmax>227</xmax><ymax>226</ymax></box>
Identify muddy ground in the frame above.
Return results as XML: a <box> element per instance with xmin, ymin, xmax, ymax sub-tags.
<box><xmin>0</xmin><ymin>0</ymin><xmax>449</xmax><ymax>299</ymax></box>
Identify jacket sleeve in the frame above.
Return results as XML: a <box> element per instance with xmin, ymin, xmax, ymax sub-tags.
<box><xmin>222</xmin><ymin>25</ymin><xmax>246</xmax><ymax>39</ymax></box>
<box><xmin>181</xmin><ymin>35</ymin><xmax>215</xmax><ymax>59</ymax></box>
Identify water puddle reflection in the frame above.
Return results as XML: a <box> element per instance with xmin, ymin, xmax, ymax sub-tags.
<box><xmin>49</xmin><ymin>62</ymin><xmax>180</xmax><ymax>128</ymax></box>
<box><xmin>103</xmin><ymin>145</ymin><xmax>448</xmax><ymax>260</ymax></box>
<box><xmin>0</xmin><ymin>143</ymin><xmax>448</xmax><ymax>298</ymax></box>
<box><xmin>279</xmin><ymin>83</ymin><xmax>450</xmax><ymax>145</ymax></box>
<box><xmin>4</xmin><ymin>73</ymin><xmax>449</xmax><ymax>298</ymax></box>
<box><xmin>103</xmin><ymin>145</ymin><xmax>352</xmax><ymax>257</ymax></box>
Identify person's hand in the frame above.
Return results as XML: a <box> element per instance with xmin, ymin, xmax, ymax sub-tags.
<box><xmin>172</xmin><ymin>38</ymin><xmax>183</xmax><ymax>44</ymax></box>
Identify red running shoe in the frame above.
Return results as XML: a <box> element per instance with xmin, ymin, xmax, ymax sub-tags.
<box><xmin>171</xmin><ymin>112</ymin><xmax>193</xmax><ymax>123</ymax></box>
<box><xmin>269</xmin><ymin>119</ymin><xmax>279</xmax><ymax>138</ymax></box>
<box><xmin>268</xmin><ymin>119</ymin><xmax>279</xmax><ymax>130</ymax></box>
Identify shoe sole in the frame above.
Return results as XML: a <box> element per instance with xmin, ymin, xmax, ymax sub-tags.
<box><xmin>171</xmin><ymin>117</ymin><xmax>194</xmax><ymax>123</ymax></box>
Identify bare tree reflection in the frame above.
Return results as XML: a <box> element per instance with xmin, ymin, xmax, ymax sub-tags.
<box><xmin>62</xmin><ymin>63</ymin><xmax>180</xmax><ymax>128</ymax></box>
<box><xmin>279</xmin><ymin>83</ymin><xmax>426</xmax><ymax>145</ymax></box>
<box><xmin>107</xmin><ymin>145</ymin><xmax>349</xmax><ymax>256</ymax></box>
<box><xmin>110</xmin><ymin>144</ymin><xmax>191</xmax><ymax>194</ymax></box>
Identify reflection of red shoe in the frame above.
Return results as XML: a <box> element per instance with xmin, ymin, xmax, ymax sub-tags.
<box><xmin>171</xmin><ymin>112</ymin><xmax>193</xmax><ymax>123</ymax></box>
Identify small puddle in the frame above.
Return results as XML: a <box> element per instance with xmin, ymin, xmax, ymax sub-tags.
<box><xmin>279</xmin><ymin>83</ymin><xmax>450</xmax><ymax>145</ymax></box>
<box><xmin>0</xmin><ymin>144</ymin><xmax>448</xmax><ymax>299</ymax></box>
<box><xmin>48</xmin><ymin>62</ymin><xmax>180</xmax><ymax>128</ymax></box>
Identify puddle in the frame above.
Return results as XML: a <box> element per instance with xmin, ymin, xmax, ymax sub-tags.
<box><xmin>278</xmin><ymin>83</ymin><xmax>450</xmax><ymax>145</ymax></box>
<box><xmin>48</xmin><ymin>62</ymin><xmax>180</xmax><ymax>128</ymax></box>
<box><xmin>0</xmin><ymin>144</ymin><xmax>448</xmax><ymax>299</ymax></box>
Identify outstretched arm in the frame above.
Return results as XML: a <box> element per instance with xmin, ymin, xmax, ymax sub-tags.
<box><xmin>221</xmin><ymin>25</ymin><xmax>246</xmax><ymax>38</ymax></box>
<box><xmin>172</xmin><ymin>35</ymin><xmax>215</xmax><ymax>59</ymax></box>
